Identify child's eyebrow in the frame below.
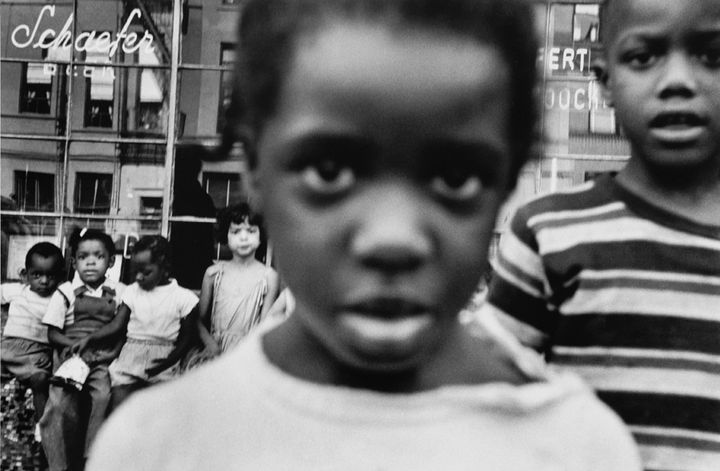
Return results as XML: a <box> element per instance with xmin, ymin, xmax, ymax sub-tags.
<box><xmin>285</xmin><ymin>133</ymin><xmax>377</xmax><ymax>166</ymax></box>
<box><xmin>688</xmin><ymin>30</ymin><xmax>720</xmax><ymax>44</ymax></box>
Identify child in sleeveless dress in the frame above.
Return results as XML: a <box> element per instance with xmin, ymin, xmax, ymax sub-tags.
<box><xmin>189</xmin><ymin>204</ymin><xmax>279</xmax><ymax>366</ymax></box>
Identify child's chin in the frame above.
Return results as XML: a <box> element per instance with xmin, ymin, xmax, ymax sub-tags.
<box><xmin>336</xmin><ymin>315</ymin><xmax>437</xmax><ymax>371</ymax></box>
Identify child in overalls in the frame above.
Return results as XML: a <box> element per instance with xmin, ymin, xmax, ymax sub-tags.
<box><xmin>40</xmin><ymin>229</ymin><xmax>125</xmax><ymax>471</ymax></box>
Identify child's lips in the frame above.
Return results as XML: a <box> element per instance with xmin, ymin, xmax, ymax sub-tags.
<box><xmin>336</xmin><ymin>298</ymin><xmax>436</xmax><ymax>353</ymax></box>
<box><xmin>649</xmin><ymin>111</ymin><xmax>708</xmax><ymax>144</ymax></box>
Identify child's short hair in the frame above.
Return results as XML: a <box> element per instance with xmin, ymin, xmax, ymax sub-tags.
<box><xmin>68</xmin><ymin>228</ymin><xmax>115</xmax><ymax>258</ymax></box>
<box><xmin>216</xmin><ymin>203</ymin><xmax>265</xmax><ymax>245</ymax></box>
<box><xmin>132</xmin><ymin>235</ymin><xmax>172</xmax><ymax>270</ymax></box>
<box><xmin>225</xmin><ymin>0</ymin><xmax>539</xmax><ymax>186</ymax></box>
<box><xmin>25</xmin><ymin>242</ymin><xmax>65</xmax><ymax>272</ymax></box>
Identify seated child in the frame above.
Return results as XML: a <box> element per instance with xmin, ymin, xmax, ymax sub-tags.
<box><xmin>189</xmin><ymin>203</ymin><xmax>279</xmax><ymax>365</ymax></box>
<box><xmin>88</xmin><ymin>0</ymin><xmax>641</xmax><ymax>469</ymax></box>
<box><xmin>483</xmin><ymin>0</ymin><xmax>720</xmax><ymax>469</ymax></box>
<box><xmin>40</xmin><ymin>229</ymin><xmax>125</xmax><ymax>471</ymax></box>
<box><xmin>1</xmin><ymin>242</ymin><xmax>65</xmax><ymax>442</ymax></box>
<box><xmin>104</xmin><ymin>235</ymin><xmax>199</xmax><ymax>408</ymax></box>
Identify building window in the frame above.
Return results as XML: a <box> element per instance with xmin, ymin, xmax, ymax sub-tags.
<box><xmin>573</xmin><ymin>4</ymin><xmax>600</xmax><ymax>43</ymax></box>
<box><xmin>14</xmin><ymin>171</ymin><xmax>55</xmax><ymax>212</ymax></box>
<box><xmin>203</xmin><ymin>172</ymin><xmax>242</xmax><ymax>209</ymax></box>
<box><xmin>137</xmin><ymin>47</ymin><xmax>165</xmax><ymax>132</ymax></box>
<box><xmin>84</xmin><ymin>40</ymin><xmax>115</xmax><ymax>128</ymax></box>
<box><xmin>19</xmin><ymin>62</ymin><xmax>52</xmax><ymax>114</ymax></box>
<box><xmin>75</xmin><ymin>173</ymin><xmax>113</xmax><ymax>214</ymax></box>
<box><xmin>217</xmin><ymin>43</ymin><xmax>236</xmax><ymax>133</ymax></box>
<box><xmin>140</xmin><ymin>196</ymin><xmax>163</xmax><ymax>231</ymax></box>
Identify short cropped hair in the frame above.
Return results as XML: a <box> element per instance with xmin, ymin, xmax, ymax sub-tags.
<box><xmin>216</xmin><ymin>203</ymin><xmax>265</xmax><ymax>245</ymax></box>
<box><xmin>225</xmin><ymin>0</ymin><xmax>539</xmax><ymax>186</ymax></box>
<box><xmin>25</xmin><ymin>242</ymin><xmax>65</xmax><ymax>273</ymax></box>
<box><xmin>68</xmin><ymin>228</ymin><xmax>115</xmax><ymax>258</ymax></box>
<box><xmin>132</xmin><ymin>235</ymin><xmax>172</xmax><ymax>271</ymax></box>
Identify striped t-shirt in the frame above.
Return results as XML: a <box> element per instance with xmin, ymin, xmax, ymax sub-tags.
<box><xmin>485</xmin><ymin>175</ymin><xmax>720</xmax><ymax>471</ymax></box>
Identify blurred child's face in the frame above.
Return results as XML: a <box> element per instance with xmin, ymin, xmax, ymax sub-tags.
<box><xmin>132</xmin><ymin>250</ymin><xmax>168</xmax><ymax>291</ymax></box>
<box><xmin>253</xmin><ymin>24</ymin><xmax>512</xmax><ymax>372</ymax></box>
<box><xmin>73</xmin><ymin>240</ymin><xmax>113</xmax><ymax>288</ymax></box>
<box><xmin>602</xmin><ymin>0</ymin><xmax>720</xmax><ymax>171</ymax></box>
<box><xmin>227</xmin><ymin>221</ymin><xmax>261</xmax><ymax>258</ymax></box>
<box><xmin>26</xmin><ymin>255</ymin><xmax>62</xmax><ymax>297</ymax></box>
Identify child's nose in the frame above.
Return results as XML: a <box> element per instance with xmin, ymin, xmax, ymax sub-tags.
<box><xmin>350</xmin><ymin>188</ymin><xmax>432</xmax><ymax>274</ymax></box>
<box><xmin>656</xmin><ymin>51</ymin><xmax>697</xmax><ymax>99</ymax></box>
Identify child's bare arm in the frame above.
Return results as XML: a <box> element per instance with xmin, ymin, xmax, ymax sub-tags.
<box><xmin>87</xmin><ymin>335</ymin><xmax>126</xmax><ymax>366</ymax></box>
<box><xmin>145</xmin><ymin>306</ymin><xmax>199</xmax><ymax>377</ymax></box>
<box><xmin>259</xmin><ymin>270</ymin><xmax>280</xmax><ymax>319</ymax></box>
<box><xmin>47</xmin><ymin>326</ymin><xmax>76</xmax><ymax>358</ymax></box>
<box><xmin>196</xmin><ymin>267</ymin><xmax>220</xmax><ymax>354</ymax></box>
<box><xmin>69</xmin><ymin>303</ymin><xmax>131</xmax><ymax>355</ymax></box>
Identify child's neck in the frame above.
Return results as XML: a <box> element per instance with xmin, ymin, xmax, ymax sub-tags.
<box><xmin>617</xmin><ymin>157</ymin><xmax>720</xmax><ymax>226</ymax></box>
<box><xmin>82</xmin><ymin>276</ymin><xmax>106</xmax><ymax>290</ymax></box>
<box><xmin>231</xmin><ymin>253</ymin><xmax>258</xmax><ymax>267</ymax></box>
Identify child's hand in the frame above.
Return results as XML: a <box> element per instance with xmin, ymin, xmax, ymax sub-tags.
<box><xmin>69</xmin><ymin>337</ymin><xmax>91</xmax><ymax>356</ymax></box>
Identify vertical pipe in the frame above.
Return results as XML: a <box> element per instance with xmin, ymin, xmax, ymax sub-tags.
<box><xmin>59</xmin><ymin>0</ymin><xmax>78</xmax><ymax>250</ymax></box>
<box><xmin>536</xmin><ymin>3</ymin><xmax>554</xmax><ymax>194</ymax></box>
<box><xmin>160</xmin><ymin>0</ymin><xmax>182</xmax><ymax>237</ymax></box>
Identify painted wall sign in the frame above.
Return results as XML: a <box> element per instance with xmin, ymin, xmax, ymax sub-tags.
<box><xmin>538</xmin><ymin>47</ymin><xmax>591</xmax><ymax>74</ymax></box>
<box><xmin>544</xmin><ymin>81</ymin><xmax>610</xmax><ymax>111</ymax></box>
<box><xmin>11</xmin><ymin>5</ymin><xmax>154</xmax><ymax>57</ymax></box>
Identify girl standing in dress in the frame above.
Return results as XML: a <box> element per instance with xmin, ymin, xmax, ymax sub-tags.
<box><xmin>194</xmin><ymin>204</ymin><xmax>279</xmax><ymax>360</ymax></box>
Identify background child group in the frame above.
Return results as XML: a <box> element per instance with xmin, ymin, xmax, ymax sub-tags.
<box><xmin>1</xmin><ymin>203</ymin><xmax>279</xmax><ymax>471</ymax></box>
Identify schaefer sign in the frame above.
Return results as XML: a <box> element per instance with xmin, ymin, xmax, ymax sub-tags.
<box><xmin>11</xmin><ymin>5</ymin><xmax>154</xmax><ymax>59</ymax></box>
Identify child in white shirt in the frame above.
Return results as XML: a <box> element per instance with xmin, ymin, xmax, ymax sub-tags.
<box><xmin>100</xmin><ymin>235</ymin><xmax>199</xmax><ymax>409</ymax></box>
<box><xmin>1</xmin><ymin>242</ymin><xmax>64</xmax><ymax>441</ymax></box>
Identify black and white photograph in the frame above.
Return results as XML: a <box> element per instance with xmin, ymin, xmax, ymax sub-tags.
<box><xmin>1</xmin><ymin>1</ymin><xmax>718</xmax><ymax>470</ymax></box>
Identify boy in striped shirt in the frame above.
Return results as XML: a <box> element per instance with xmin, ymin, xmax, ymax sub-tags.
<box><xmin>484</xmin><ymin>0</ymin><xmax>720</xmax><ymax>470</ymax></box>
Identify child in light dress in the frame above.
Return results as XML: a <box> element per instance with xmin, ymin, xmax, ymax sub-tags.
<box><xmin>88</xmin><ymin>1</ymin><xmax>641</xmax><ymax>469</ymax></box>
<box><xmin>191</xmin><ymin>203</ymin><xmax>279</xmax><ymax>363</ymax></box>
<box><xmin>95</xmin><ymin>235</ymin><xmax>199</xmax><ymax>409</ymax></box>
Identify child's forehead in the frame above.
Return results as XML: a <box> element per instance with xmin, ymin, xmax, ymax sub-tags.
<box><xmin>229</xmin><ymin>220</ymin><xmax>258</xmax><ymax>229</ymax></box>
<box><xmin>605</xmin><ymin>0</ymin><xmax>720</xmax><ymax>45</ymax></box>
<box><xmin>77</xmin><ymin>239</ymin><xmax>108</xmax><ymax>253</ymax></box>
<box><xmin>28</xmin><ymin>253</ymin><xmax>60</xmax><ymax>269</ymax></box>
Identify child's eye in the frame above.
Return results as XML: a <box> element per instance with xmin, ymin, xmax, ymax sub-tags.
<box><xmin>301</xmin><ymin>159</ymin><xmax>356</xmax><ymax>195</ymax></box>
<box><xmin>430</xmin><ymin>170</ymin><xmax>483</xmax><ymax>202</ymax></box>
<box><xmin>624</xmin><ymin>50</ymin><xmax>657</xmax><ymax>68</ymax></box>
<box><xmin>699</xmin><ymin>48</ymin><xmax>720</xmax><ymax>67</ymax></box>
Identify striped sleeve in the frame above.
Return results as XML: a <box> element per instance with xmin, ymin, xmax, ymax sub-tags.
<box><xmin>486</xmin><ymin>203</ymin><xmax>556</xmax><ymax>344</ymax></box>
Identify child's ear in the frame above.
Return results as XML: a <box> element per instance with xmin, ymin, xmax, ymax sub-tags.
<box><xmin>591</xmin><ymin>57</ymin><xmax>613</xmax><ymax>105</ymax></box>
<box><xmin>18</xmin><ymin>268</ymin><xmax>27</xmax><ymax>281</ymax></box>
<box><xmin>71</xmin><ymin>257</ymin><xmax>78</xmax><ymax>270</ymax></box>
<box><xmin>107</xmin><ymin>253</ymin><xmax>115</xmax><ymax>268</ymax></box>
